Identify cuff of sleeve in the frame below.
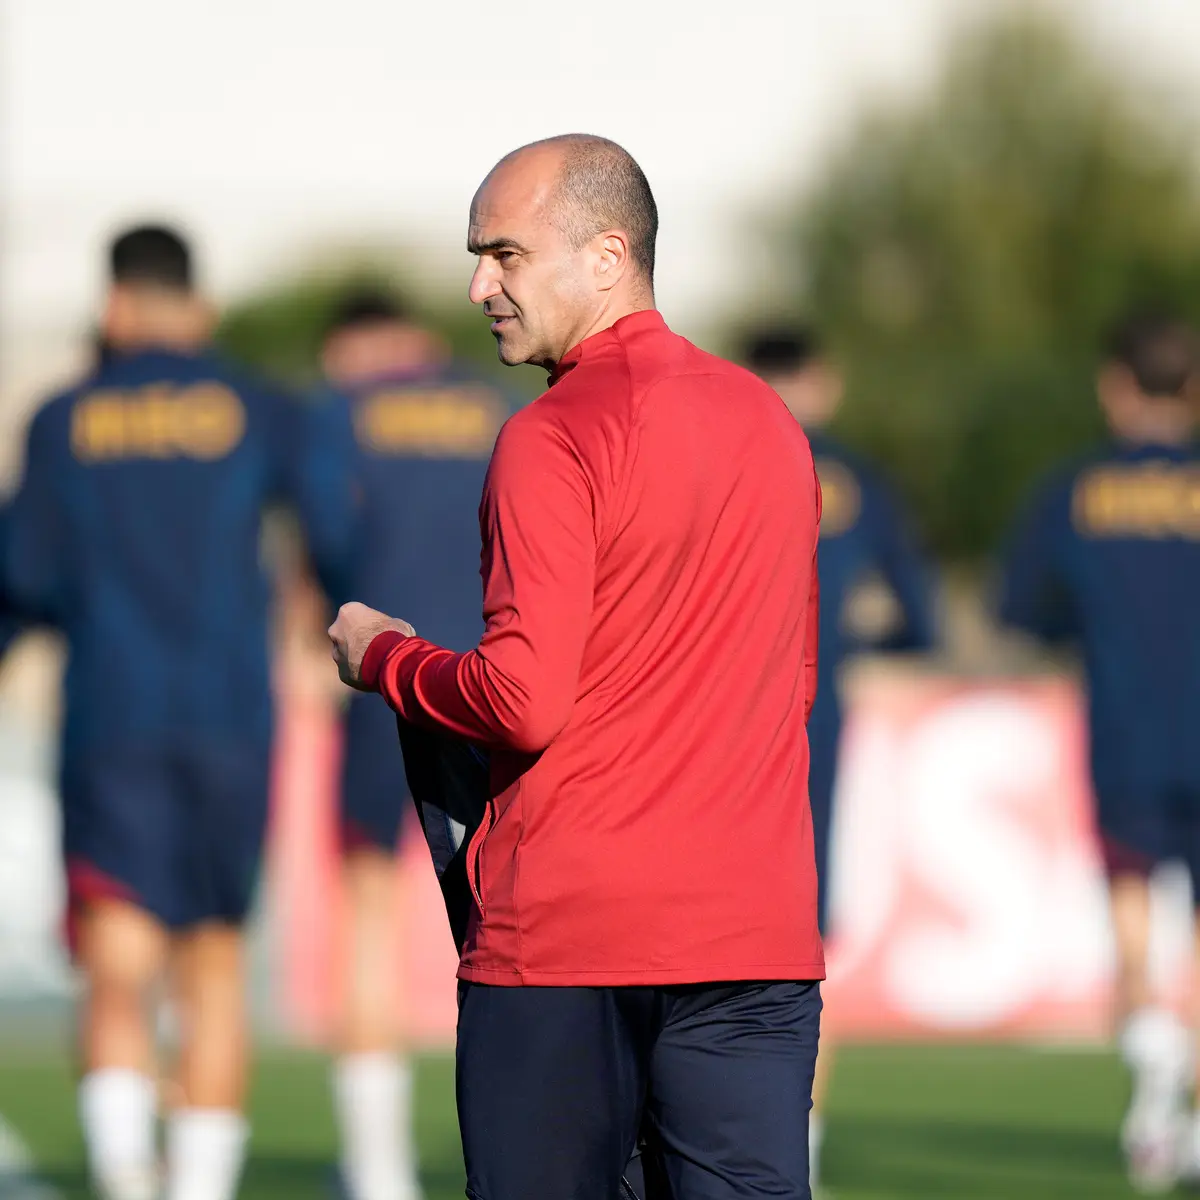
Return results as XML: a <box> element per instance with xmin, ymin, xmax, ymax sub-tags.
<box><xmin>360</xmin><ymin>630</ymin><xmax>409</xmax><ymax>691</ymax></box>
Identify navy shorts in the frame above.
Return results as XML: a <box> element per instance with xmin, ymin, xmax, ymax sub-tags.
<box><xmin>456</xmin><ymin>979</ymin><xmax>822</xmax><ymax>1200</ymax></box>
<box><xmin>61</xmin><ymin>741</ymin><xmax>270</xmax><ymax>936</ymax></box>
<box><xmin>340</xmin><ymin>693</ymin><xmax>413</xmax><ymax>853</ymax></box>
<box><xmin>1096</xmin><ymin>785</ymin><xmax>1200</xmax><ymax>887</ymax></box>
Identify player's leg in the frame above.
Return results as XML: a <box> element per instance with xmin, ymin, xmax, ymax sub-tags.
<box><xmin>805</xmin><ymin>730</ymin><xmax>838</xmax><ymax>1191</ymax></box>
<box><xmin>165</xmin><ymin>922</ymin><xmax>250</xmax><ymax>1200</ymax></box>
<box><xmin>456</xmin><ymin>983</ymin><xmax>647</xmax><ymax>1200</ymax></box>
<box><xmin>1101</xmin><ymin>793</ymin><xmax>1190</xmax><ymax>1190</ymax></box>
<box><xmin>335</xmin><ymin>696</ymin><xmax>421</xmax><ymax>1200</ymax></box>
<box><xmin>645</xmin><ymin>980</ymin><xmax>822</xmax><ymax>1200</ymax></box>
<box><xmin>158</xmin><ymin>744</ymin><xmax>267</xmax><ymax>1200</ymax></box>
<box><xmin>74</xmin><ymin>896</ymin><xmax>168</xmax><ymax>1200</ymax></box>
<box><xmin>1169</xmin><ymin>788</ymin><xmax>1200</xmax><ymax>1187</ymax></box>
<box><xmin>63</xmin><ymin>758</ymin><xmax>175</xmax><ymax>1200</ymax></box>
<box><xmin>336</xmin><ymin>848</ymin><xmax>419</xmax><ymax>1200</ymax></box>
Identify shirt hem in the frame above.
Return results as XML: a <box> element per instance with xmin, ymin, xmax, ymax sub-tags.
<box><xmin>456</xmin><ymin>960</ymin><xmax>827</xmax><ymax>986</ymax></box>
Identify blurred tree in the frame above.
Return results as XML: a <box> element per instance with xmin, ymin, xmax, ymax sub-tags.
<box><xmin>216</xmin><ymin>254</ymin><xmax>539</xmax><ymax>400</ymax></box>
<box><xmin>740</xmin><ymin>13</ymin><xmax>1200</xmax><ymax>561</ymax></box>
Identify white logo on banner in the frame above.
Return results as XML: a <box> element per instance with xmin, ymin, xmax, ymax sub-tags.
<box><xmin>826</xmin><ymin>689</ymin><xmax>1188</xmax><ymax>1033</ymax></box>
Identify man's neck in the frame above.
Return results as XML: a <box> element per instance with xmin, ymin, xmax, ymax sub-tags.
<box><xmin>549</xmin><ymin>292</ymin><xmax>656</xmax><ymax>372</ymax></box>
<box><xmin>1117</xmin><ymin>405</ymin><xmax>1195</xmax><ymax>449</ymax></box>
<box><xmin>108</xmin><ymin>297</ymin><xmax>210</xmax><ymax>355</ymax></box>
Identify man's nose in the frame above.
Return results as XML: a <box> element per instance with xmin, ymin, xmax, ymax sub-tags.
<box><xmin>469</xmin><ymin>261</ymin><xmax>502</xmax><ymax>306</ymax></box>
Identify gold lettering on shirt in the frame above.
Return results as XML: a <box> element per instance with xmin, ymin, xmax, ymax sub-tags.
<box><xmin>354</xmin><ymin>386</ymin><xmax>505</xmax><ymax>458</ymax></box>
<box><xmin>71</xmin><ymin>383</ymin><xmax>246</xmax><ymax>462</ymax></box>
<box><xmin>1072</xmin><ymin>462</ymin><xmax>1200</xmax><ymax>540</ymax></box>
<box><xmin>814</xmin><ymin>458</ymin><xmax>862</xmax><ymax>538</ymax></box>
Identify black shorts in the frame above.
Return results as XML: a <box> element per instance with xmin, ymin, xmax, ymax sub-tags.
<box><xmin>456</xmin><ymin>979</ymin><xmax>822</xmax><ymax>1200</ymax></box>
<box><xmin>61</xmin><ymin>741</ymin><xmax>269</xmax><ymax>937</ymax></box>
<box><xmin>1096</xmin><ymin>785</ymin><xmax>1200</xmax><ymax>888</ymax></box>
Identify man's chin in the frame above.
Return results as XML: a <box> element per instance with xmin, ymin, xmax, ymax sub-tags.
<box><xmin>494</xmin><ymin>334</ymin><xmax>531</xmax><ymax>367</ymax></box>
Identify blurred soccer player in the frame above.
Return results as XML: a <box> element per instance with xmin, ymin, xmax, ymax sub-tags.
<box><xmin>746</xmin><ymin>327</ymin><xmax>935</xmax><ymax>1188</ymax></box>
<box><xmin>320</xmin><ymin>290</ymin><xmax>512</xmax><ymax>1200</ymax></box>
<box><xmin>331</xmin><ymin>135</ymin><xmax>825</xmax><ymax>1200</ymax></box>
<box><xmin>1000</xmin><ymin>314</ymin><xmax>1200</xmax><ymax>1192</ymax></box>
<box><xmin>1</xmin><ymin>225</ymin><xmax>354</xmax><ymax>1200</ymax></box>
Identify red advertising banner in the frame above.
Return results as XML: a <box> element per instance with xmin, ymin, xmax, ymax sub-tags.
<box><xmin>266</xmin><ymin>674</ymin><xmax>1194</xmax><ymax>1047</ymax></box>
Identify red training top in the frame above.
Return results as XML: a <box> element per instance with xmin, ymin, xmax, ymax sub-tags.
<box><xmin>362</xmin><ymin>310</ymin><xmax>824</xmax><ymax>986</ymax></box>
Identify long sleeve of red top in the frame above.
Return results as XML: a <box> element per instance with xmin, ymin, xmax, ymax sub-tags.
<box><xmin>360</xmin><ymin>310</ymin><xmax>824</xmax><ymax>987</ymax></box>
<box><xmin>361</xmin><ymin>412</ymin><xmax>596</xmax><ymax>752</ymax></box>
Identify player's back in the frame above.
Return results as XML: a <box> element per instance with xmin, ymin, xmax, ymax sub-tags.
<box><xmin>1003</xmin><ymin>441</ymin><xmax>1200</xmax><ymax>790</ymax></box>
<box><xmin>343</xmin><ymin>366</ymin><xmax>512</xmax><ymax>651</ymax></box>
<box><xmin>8</xmin><ymin>348</ymin><xmax>312</xmax><ymax>752</ymax></box>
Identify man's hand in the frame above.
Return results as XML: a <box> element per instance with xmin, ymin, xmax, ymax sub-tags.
<box><xmin>328</xmin><ymin>601</ymin><xmax>415</xmax><ymax>691</ymax></box>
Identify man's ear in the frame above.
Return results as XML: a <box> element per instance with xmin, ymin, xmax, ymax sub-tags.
<box><xmin>595</xmin><ymin>231</ymin><xmax>630</xmax><ymax>293</ymax></box>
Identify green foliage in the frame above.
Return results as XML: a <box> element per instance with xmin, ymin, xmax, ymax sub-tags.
<box><xmin>745</xmin><ymin>13</ymin><xmax>1200</xmax><ymax>560</ymax></box>
<box><xmin>215</xmin><ymin>257</ymin><xmax>540</xmax><ymax>401</ymax></box>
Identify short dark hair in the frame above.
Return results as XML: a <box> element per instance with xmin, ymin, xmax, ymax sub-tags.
<box><xmin>1106</xmin><ymin>313</ymin><xmax>1198</xmax><ymax>399</ymax></box>
<box><xmin>743</xmin><ymin>326</ymin><xmax>823</xmax><ymax>374</ymax></box>
<box><xmin>324</xmin><ymin>287</ymin><xmax>412</xmax><ymax>339</ymax></box>
<box><xmin>533</xmin><ymin>135</ymin><xmax>658</xmax><ymax>280</ymax></box>
<box><xmin>109</xmin><ymin>224</ymin><xmax>193</xmax><ymax>290</ymax></box>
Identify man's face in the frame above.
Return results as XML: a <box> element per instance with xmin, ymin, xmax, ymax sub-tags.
<box><xmin>467</xmin><ymin>153</ymin><xmax>594</xmax><ymax>370</ymax></box>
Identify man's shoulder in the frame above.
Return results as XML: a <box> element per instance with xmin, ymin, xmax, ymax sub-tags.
<box><xmin>624</xmin><ymin>325</ymin><xmax>777</xmax><ymax>402</ymax></box>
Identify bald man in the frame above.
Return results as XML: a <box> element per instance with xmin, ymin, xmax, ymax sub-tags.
<box><xmin>329</xmin><ymin>135</ymin><xmax>825</xmax><ymax>1200</ymax></box>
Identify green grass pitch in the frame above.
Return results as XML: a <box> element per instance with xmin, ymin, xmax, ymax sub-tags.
<box><xmin>0</xmin><ymin>1042</ymin><xmax>1162</xmax><ymax>1198</ymax></box>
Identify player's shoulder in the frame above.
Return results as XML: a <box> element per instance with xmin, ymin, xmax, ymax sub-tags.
<box><xmin>187</xmin><ymin>349</ymin><xmax>295</xmax><ymax>409</ymax></box>
<box><xmin>28</xmin><ymin>385</ymin><xmax>79</xmax><ymax>425</ymax></box>
<box><xmin>1050</xmin><ymin>443</ymin><xmax>1129</xmax><ymax>491</ymax></box>
<box><xmin>21</xmin><ymin>377</ymin><xmax>89</xmax><ymax>448</ymax></box>
<box><xmin>1017</xmin><ymin>448</ymin><xmax>1113</xmax><ymax>527</ymax></box>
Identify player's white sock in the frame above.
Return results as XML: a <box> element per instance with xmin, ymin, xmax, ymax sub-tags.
<box><xmin>1120</xmin><ymin>1006</ymin><xmax>1193</xmax><ymax>1094</ymax></box>
<box><xmin>334</xmin><ymin>1053</ymin><xmax>420</xmax><ymax>1200</ymax></box>
<box><xmin>808</xmin><ymin>1113</ymin><xmax>824</xmax><ymax>1188</ymax></box>
<box><xmin>1118</xmin><ymin>1007</ymin><xmax>1192</xmax><ymax>1190</ymax></box>
<box><xmin>78</xmin><ymin>1069</ymin><xmax>159</xmax><ymax>1200</ymax></box>
<box><xmin>164</xmin><ymin>1109</ymin><xmax>247</xmax><ymax>1200</ymax></box>
<box><xmin>1177</xmin><ymin>1109</ymin><xmax>1200</xmax><ymax>1181</ymax></box>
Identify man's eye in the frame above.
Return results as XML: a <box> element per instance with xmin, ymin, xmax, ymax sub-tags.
<box><xmin>497</xmin><ymin>251</ymin><xmax>517</xmax><ymax>264</ymax></box>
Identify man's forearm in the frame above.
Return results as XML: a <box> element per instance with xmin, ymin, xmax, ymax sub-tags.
<box><xmin>362</xmin><ymin>630</ymin><xmax>566</xmax><ymax>752</ymax></box>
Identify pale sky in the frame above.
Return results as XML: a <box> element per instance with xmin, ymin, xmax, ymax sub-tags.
<box><xmin>2</xmin><ymin>0</ymin><xmax>1198</xmax><ymax>406</ymax></box>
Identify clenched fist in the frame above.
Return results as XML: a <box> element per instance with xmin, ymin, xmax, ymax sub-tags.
<box><xmin>328</xmin><ymin>601</ymin><xmax>415</xmax><ymax>691</ymax></box>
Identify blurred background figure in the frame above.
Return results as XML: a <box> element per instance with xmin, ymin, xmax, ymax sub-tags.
<box><xmin>998</xmin><ymin>314</ymin><xmax>1200</xmax><ymax>1192</ymax></box>
<box><xmin>319</xmin><ymin>288</ymin><xmax>515</xmax><ymax>1200</ymax></box>
<box><xmin>0</xmin><ymin>225</ymin><xmax>355</xmax><ymax>1200</ymax></box>
<box><xmin>745</xmin><ymin>326</ymin><xmax>936</xmax><ymax>1191</ymax></box>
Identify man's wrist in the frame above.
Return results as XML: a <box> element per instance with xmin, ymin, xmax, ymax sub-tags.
<box><xmin>360</xmin><ymin>629</ymin><xmax>409</xmax><ymax>690</ymax></box>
